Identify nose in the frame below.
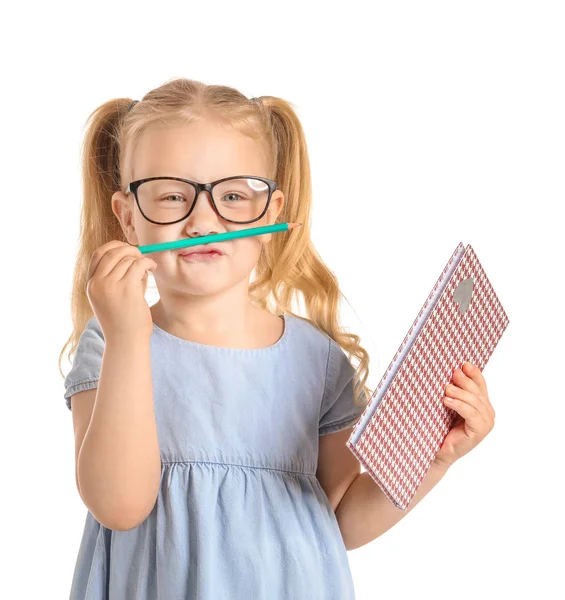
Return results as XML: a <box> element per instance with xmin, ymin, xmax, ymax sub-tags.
<box><xmin>182</xmin><ymin>189</ymin><xmax>223</xmax><ymax>235</ymax></box>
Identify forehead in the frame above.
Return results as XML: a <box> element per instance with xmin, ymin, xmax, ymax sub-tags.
<box><xmin>129</xmin><ymin>120</ymin><xmax>268</xmax><ymax>183</ymax></box>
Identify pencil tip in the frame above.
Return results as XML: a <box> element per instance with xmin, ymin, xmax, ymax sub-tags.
<box><xmin>288</xmin><ymin>222</ymin><xmax>302</xmax><ymax>229</ymax></box>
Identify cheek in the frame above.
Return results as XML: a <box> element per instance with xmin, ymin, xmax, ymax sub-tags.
<box><xmin>134</xmin><ymin>221</ymin><xmax>178</xmax><ymax>253</ymax></box>
<box><xmin>232</xmin><ymin>239</ymin><xmax>262</xmax><ymax>270</ymax></box>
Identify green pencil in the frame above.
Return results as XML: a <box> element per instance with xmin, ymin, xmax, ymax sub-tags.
<box><xmin>138</xmin><ymin>222</ymin><xmax>302</xmax><ymax>255</ymax></box>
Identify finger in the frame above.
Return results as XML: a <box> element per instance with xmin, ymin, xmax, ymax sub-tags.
<box><xmin>86</xmin><ymin>240</ymin><xmax>128</xmax><ymax>282</ymax></box>
<box><xmin>107</xmin><ymin>255</ymin><xmax>138</xmax><ymax>281</ymax></box>
<box><xmin>442</xmin><ymin>392</ymin><xmax>485</xmax><ymax>435</ymax></box>
<box><xmin>121</xmin><ymin>256</ymin><xmax>159</xmax><ymax>282</ymax></box>
<box><xmin>462</xmin><ymin>362</ymin><xmax>489</xmax><ymax>400</ymax></box>
<box><xmin>94</xmin><ymin>244</ymin><xmax>143</xmax><ymax>280</ymax></box>
<box><xmin>444</xmin><ymin>384</ymin><xmax>490</xmax><ymax>421</ymax></box>
<box><xmin>451</xmin><ymin>368</ymin><xmax>484</xmax><ymax>402</ymax></box>
<box><xmin>452</xmin><ymin>365</ymin><xmax>491</xmax><ymax>411</ymax></box>
<box><xmin>462</xmin><ymin>363</ymin><xmax>495</xmax><ymax>418</ymax></box>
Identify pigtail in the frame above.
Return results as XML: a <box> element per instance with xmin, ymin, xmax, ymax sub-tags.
<box><xmin>249</xmin><ymin>97</ymin><xmax>371</xmax><ymax>406</ymax></box>
<box><xmin>58</xmin><ymin>99</ymin><xmax>133</xmax><ymax>379</ymax></box>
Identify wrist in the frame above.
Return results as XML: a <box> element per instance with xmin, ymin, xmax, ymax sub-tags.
<box><xmin>431</xmin><ymin>457</ymin><xmax>454</xmax><ymax>473</ymax></box>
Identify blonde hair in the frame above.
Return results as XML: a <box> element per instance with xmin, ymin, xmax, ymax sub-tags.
<box><xmin>58</xmin><ymin>77</ymin><xmax>372</xmax><ymax>407</ymax></box>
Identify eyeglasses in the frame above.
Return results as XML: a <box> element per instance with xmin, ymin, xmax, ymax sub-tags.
<box><xmin>125</xmin><ymin>175</ymin><xmax>278</xmax><ymax>225</ymax></box>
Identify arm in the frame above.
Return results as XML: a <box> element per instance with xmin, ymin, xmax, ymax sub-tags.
<box><xmin>335</xmin><ymin>461</ymin><xmax>450</xmax><ymax>551</ymax></box>
<box><xmin>317</xmin><ymin>426</ymin><xmax>449</xmax><ymax>551</ymax></box>
<box><xmin>76</xmin><ymin>335</ymin><xmax>161</xmax><ymax>531</ymax></box>
<box><xmin>323</xmin><ymin>362</ymin><xmax>492</xmax><ymax>551</ymax></box>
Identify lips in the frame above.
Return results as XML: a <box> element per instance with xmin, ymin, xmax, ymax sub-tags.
<box><xmin>178</xmin><ymin>244</ymin><xmax>224</xmax><ymax>256</ymax></box>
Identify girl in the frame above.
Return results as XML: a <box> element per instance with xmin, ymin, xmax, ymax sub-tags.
<box><xmin>59</xmin><ymin>78</ymin><xmax>495</xmax><ymax>599</ymax></box>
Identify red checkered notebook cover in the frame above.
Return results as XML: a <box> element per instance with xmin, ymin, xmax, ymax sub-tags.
<box><xmin>346</xmin><ymin>242</ymin><xmax>510</xmax><ymax>510</ymax></box>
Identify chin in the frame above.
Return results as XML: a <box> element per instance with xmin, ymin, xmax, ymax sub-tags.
<box><xmin>175</xmin><ymin>277</ymin><xmax>239</xmax><ymax>297</ymax></box>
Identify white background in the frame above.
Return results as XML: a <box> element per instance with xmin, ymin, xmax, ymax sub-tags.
<box><xmin>2</xmin><ymin>1</ymin><xmax>563</xmax><ymax>598</ymax></box>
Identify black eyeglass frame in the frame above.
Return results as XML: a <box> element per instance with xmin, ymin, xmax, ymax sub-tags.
<box><xmin>125</xmin><ymin>175</ymin><xmax>278</xmax><ymax>226</ymax></box>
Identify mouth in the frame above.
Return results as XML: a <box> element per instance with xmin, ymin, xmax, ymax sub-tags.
<box><xmin>177</xmin><ymin>245</ymin><xmax>224</xmax><ymax>257</ymax></box>
<box><xmin>177</xmin><ymin>244</ymin><xmax>226</xmax><ymax>262</ymax></box>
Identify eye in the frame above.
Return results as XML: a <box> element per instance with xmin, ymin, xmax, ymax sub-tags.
<box><xmin>222</xmin><ymin>192</ymin><xmax>244</xmax><ymax>202</ymax></box>
<box><xmin>159</xmin><ymin>194</ymin><xmax>186</xmax><ymax>203</ymax></box>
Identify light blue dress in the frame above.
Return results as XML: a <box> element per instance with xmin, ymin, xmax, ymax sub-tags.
<box><xmin>64</xmin><ymin>312</ymin><xmax>367</xmax><ymax>599</ymax></box>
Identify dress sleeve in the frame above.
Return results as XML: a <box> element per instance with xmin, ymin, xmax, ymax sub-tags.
<box><xmin>319</xmin><ymin>337</ymin><xmax>367</xmax><ymax>436</ymax></box>
<box><xmin>63</xmin><ymin>316</ymin><xmax>105</xmax><ymax>411</ymax></box>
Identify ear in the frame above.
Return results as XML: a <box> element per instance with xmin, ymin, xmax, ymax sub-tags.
<box><xmin>259</xmin><ymin>191</ymin><xmax>285</xmax><ymax>245</ymax></box>
<box><xmin>112</xmin><ymin>191</ymin><xmax>140</xmax><ymax>245</ymax></box>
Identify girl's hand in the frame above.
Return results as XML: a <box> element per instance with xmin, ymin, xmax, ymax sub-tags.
<box><xmin>433</xmin><ymin>362</ymin><xmax>496</xmax><ymax>470</ymax></box>
<box><xmin>85</xmin><ymin>240</ymin><xmax>158</xmax><ymax>342</ymax></box>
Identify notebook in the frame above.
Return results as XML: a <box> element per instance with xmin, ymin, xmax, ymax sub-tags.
<box><xmin>346</xmin><ymin>242</ymin><xmax>510</xmax><ymax>510</ymax></box>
